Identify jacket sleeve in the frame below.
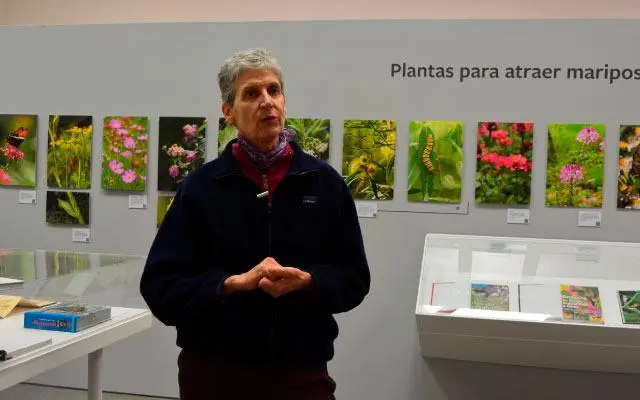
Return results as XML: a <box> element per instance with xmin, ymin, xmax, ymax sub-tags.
<box><xmin>301</xmin><ymin>176</ymin><xmax>371</xmax><ymax>314</ymax></box>
<box><xmin>139</xmin><ymin>184</ymin><xmax>231</xmax><ymax>327</ymax></box>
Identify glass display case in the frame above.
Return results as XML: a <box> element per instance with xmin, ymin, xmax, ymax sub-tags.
<box><xmin>415</xmin><ymin>233</ymin><xmax>640</xmax><ymax>374</ymax></box>
<box><xmin>0</xmin><ymin>248</ymin><xmax>145</xmax><ymax>308</ymax></box>
<box><xmin>0</xmin><ymin>248</ymin><xmax>152</xmax><ymax>396</ymax></box>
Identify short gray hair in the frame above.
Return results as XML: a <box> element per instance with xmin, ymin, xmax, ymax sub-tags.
<box><xmin>217</xmin><ymin>48</ymin><xmax>284</xmax><ymax>105</ymax></box>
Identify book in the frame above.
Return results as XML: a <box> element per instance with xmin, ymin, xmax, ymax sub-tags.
<box><xmin>0</xmin><ymin>277</ymin><xmax>23</xmax><ymax>291</ymax></box>
<box><xmin>23</xmin><ymin>302</ymin><xmax>111</xmax><ymax>333</ymax></box>
<box><xmin>617</xmin><ymin>290</ymin><xmax>640</xmax><ymax>325</ymax></box>
<box><xmin>470</xmin><ymin>283</ymin><xmax>510</xmax><ymax>311</ymax></box>
<box><xmin>560</xmin><ymin>284</ymin><xmax>604</xmax><ymax>324</ymax></box>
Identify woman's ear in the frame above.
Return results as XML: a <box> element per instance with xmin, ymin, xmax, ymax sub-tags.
<box><xmin>222</xmin><ymin>102</ymin><xmax>234</xmax><ymax>125</ymax></box>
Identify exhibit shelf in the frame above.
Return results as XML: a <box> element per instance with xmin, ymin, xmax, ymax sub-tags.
<box><xmin>415</xmin><ymin>233</ymin><xmax>640</xmax><ymax>374</ymax></box>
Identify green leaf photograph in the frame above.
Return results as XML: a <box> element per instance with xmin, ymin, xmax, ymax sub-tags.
<box><xmin>342</xmin><ymin>119</ymin><xmax>396</xmax><ymax>200</ymax></box>
<box><xmin>46</xmin><ymin>190</ymin><xmax>90</xmax><ymax>226</ymax></box>
<box><xmin>285</xmin><ymin>118</ymin><xmax>330</xmax><ymax>160</ymax></box>
<box><xmin>218</xmin><ymin>118</ymin><xmax>237</xmax><ymax>156</ymax></box>
<box><xmin>157</xmin><ymin>195</ymin><xmax>174</xmax><ymax>228</ymax></box>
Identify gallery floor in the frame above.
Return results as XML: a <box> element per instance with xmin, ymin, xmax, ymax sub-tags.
<box><xmin>0</xmin><ymin>384</ymin><xmax>170</xmax><ymax>400</ymax></box>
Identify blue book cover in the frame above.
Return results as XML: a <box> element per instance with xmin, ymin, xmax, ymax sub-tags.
<box><xmin>23</xmin><ymin>303</ymin><xmax>111</xmax><ymax>333</ymax></box>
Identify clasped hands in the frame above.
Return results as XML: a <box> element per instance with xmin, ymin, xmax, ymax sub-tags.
<box><xmin>221</xmin><ymin>257</ymin><xmax>313</xmax><ymax>298</ymax></box>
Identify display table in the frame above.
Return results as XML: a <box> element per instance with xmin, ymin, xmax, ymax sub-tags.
<box><xmin>0</xmin><ymin>307</ymin><xmax>152</xmax><ymax>400</ymax></box>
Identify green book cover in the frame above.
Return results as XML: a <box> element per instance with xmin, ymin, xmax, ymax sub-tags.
<box><xmin>618</xmin><ymin>290</ymin><xmax>640</xmax><ymax>325</ymax></box>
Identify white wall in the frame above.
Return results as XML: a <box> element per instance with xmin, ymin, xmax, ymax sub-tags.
<box><xmin>1</xmin><ymin>0</ymin><xmax>640</xmax><ymax>25</ymax></box>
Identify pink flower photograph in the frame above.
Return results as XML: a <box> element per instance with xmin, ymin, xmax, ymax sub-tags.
<box><xmin>158</xmin><ymin>117</ymin><xmax>206</xmax><ymax>191</ymax></box>
<box><xmin>546</xmin><ymin>124</ymin><xmax>605</xmax><ymax>207</ymax></box>
<box><xmin>101</xmin><ymin>116</ymin><xmax>148</xmax><ymax>191</ymax></box>
<box><xmin>475</xmin><ymin>121</ymin><xmax>533</xmax><ymax>205</ymax></box>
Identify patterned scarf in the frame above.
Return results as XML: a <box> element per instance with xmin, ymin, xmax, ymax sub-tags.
<box><xmin>236</xmin><ymin>129</ymin><xmax>293</xmax><ymax>171</ymax></box>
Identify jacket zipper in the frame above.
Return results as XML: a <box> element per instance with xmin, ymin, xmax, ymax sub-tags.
<box><xmin>263</xmin><ymin>173</ymin><xmax>276</xmax><ymax>362</ymax></box>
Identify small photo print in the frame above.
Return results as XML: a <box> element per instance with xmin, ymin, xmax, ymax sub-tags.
<box><xmin>158</xmin><ymin>117</ymin><xmax>207</xmax><ymax>191</ymax></box>
<box><xmin>46</xmin><ymin>191</ymin><xmax>90</xmax><ymax>226</ymax></box>
<box><xmin>470</xmin><ymin>283</ymin><xmax>509</xmax><ymax>311</ymax></box>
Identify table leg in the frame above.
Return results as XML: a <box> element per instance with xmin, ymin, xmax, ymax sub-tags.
<box><xmin>88</xmin><ymin>348</ymin><xmax>103</xmax><ymax>400</ymax></box>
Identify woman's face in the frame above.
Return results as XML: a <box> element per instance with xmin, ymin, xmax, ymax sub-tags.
<box><xmin>222</xmin><ymin>69</ymin><xmax>285</xmax><ymax>152</ymax></box>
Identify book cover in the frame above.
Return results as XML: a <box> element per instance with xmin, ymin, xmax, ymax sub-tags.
<box><xmin>470</xmin><ymin>283</ymin><xmax>509</xmax><ymax>311</ymax></box>
<box><xmin>560</xmin><ymin>284</ymin><xmax>604</xmax><ymax>324</ymax></box>
<box><xmin>617</xmin><ymin>290</ymin><xmax>640</xmax><ymax>325</ymax></box>
<box><xmin>23</xmin><ymin>302</ymin><xmax>111</xmax><ymax>333</ymax></box>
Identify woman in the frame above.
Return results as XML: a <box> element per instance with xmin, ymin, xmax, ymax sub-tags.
<box><xmin>140</xmin><ymin>48</ymin><xmax>371</xmax><ymax>400</ymax></box>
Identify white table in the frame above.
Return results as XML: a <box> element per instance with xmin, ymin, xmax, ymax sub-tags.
<box><xmin>0</xmin><ymin>307</ymin><xmax>152</xmax><ymax>400</ymax></box>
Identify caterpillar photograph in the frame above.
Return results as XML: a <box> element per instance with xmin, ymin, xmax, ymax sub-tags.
<box><xmin>421</xmin><ymin>130</ymin><xmax>435</xmax><ymax>172</ymax></box>
<box><xmin>408</xmin><ymin>121</ymin><xmax>463</xmax><ymax>203</ymax></box>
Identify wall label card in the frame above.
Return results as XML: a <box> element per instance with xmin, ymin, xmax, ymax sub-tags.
<box><xmin>71</xmin><ymin>228</ymin><xmax>90</xmax><ymax>243</ymax></box>
<box><xmin>128</xmin><ymin>194</ymin><xmax>147</xmax><ymax>209</ymax></box>
<box><xmin>356</xmin><ymin>201</ymin><xmax>377</xmax><ymax>218</ymax></box>
<box><xmin>18</xmin><ymin>190</ymin><xmax>36</xmax><ymax>204</ymax></box>
<box><xmin>507</xmin><ymin>208</ymin><xmax>530</xmax><ymax>224</ymax></box>
<box><xmin>578</xmin><ymin>211</ymin><xmax>601</xmax><ymax>227</ymax></box>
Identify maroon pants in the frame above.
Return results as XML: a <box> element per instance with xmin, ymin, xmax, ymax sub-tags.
<box><xmin>177</xmin><ymin>349</ymin><xmax>337</xmax><ymax>400</ymax></box>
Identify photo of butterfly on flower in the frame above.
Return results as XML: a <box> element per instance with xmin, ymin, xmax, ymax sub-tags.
<box><xmin>0</xmin><ymin>114</ymin><xmax>38</xmax><ymax>187</ymax></box>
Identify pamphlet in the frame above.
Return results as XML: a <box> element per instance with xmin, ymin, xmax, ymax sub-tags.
<box><xmin>470</xmin><ymin>283</ymin><xmax>510</xmax><ymax>311</ymax></box>
<box><xmin>617</xmin><ymin>290</ymin><xmax>640</xmax><ymax>325</ymax></box>
<box><xmin>560</xmin><ymin>284</ymin><xmax>604</xmax><ymax>324</ymax></box>
<box><xmin>0</xmin><ymin>295</ymin><xmax>56</xmax><ymax>318</ymax></box>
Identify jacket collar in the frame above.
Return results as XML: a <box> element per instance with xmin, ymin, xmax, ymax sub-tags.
<box><xmin>211</xmin><ymin>138</ymin><xmax>321</xmax><ymax>179</ymax></box>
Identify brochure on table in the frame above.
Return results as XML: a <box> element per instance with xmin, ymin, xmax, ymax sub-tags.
<box><xmin>415</xmin><ymin>233</ymin><xmax>640</xmax><ymax>374</ymax></box>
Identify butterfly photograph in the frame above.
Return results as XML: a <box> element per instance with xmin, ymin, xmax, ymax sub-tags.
<box><xmin>0</xmin><ymin>114</ymin><xmax>38</xmax><ymax>187</ymax></box>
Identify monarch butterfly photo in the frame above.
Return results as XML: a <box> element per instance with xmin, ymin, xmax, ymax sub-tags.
<box><xmin>408</xmin><ymin>121</ymin><xmax>463</xmax><ymax>203</ymax></box>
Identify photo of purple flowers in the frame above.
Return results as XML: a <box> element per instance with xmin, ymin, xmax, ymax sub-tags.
<box><xmin>158</xmin><ymin>117</ymin><xmax>207</xmax><ymax>191</ymax></box>
<box><xmin>546</xmin><ymin>124</ymin><xmax>606</xmax><ymax>207</ymax></box>
<box><xmin>101</xmin><ymin>116</ymin><xmax>148</xmax><ymax>191</ymax></box>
